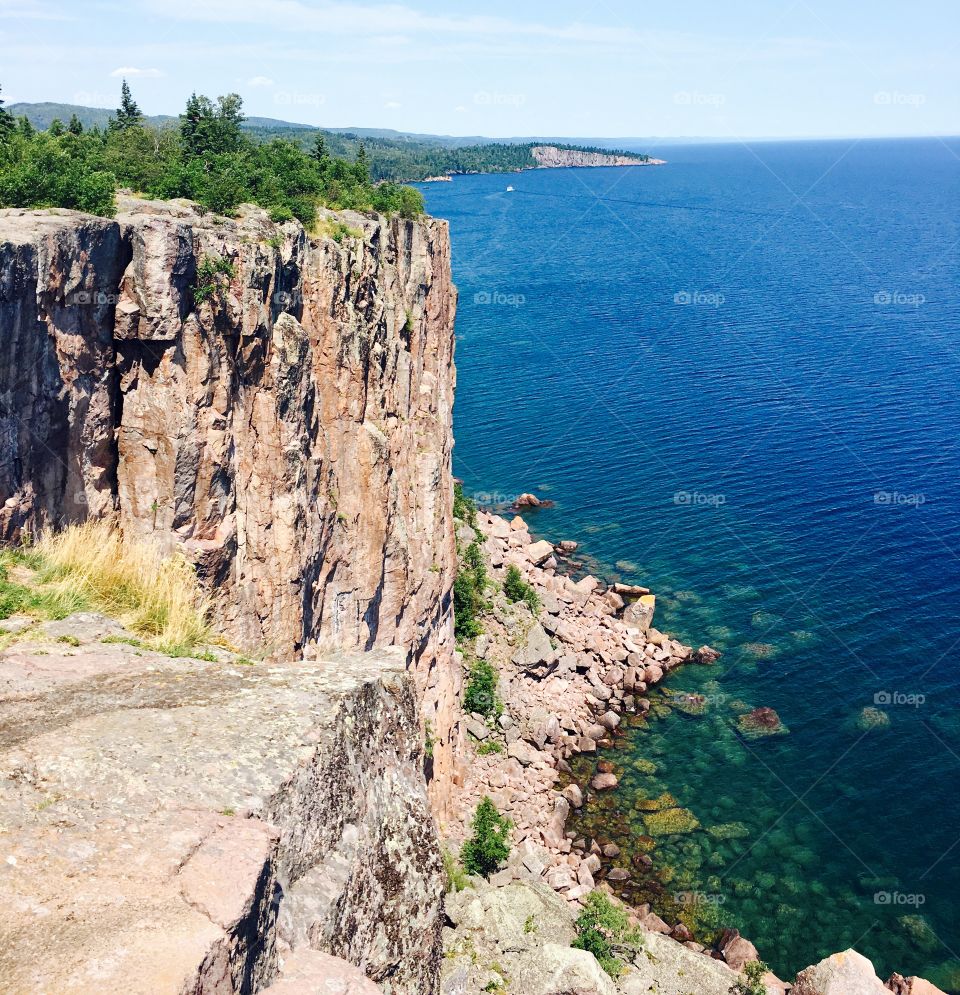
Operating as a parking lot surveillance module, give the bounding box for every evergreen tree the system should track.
[68,114,84,135]
[0,85,13,138]
[354,140,369,182]
[112,79,144,131]
[310,133,329,165]
[179,92,245,157]
[48,118,65,136]
[16,115,34,137]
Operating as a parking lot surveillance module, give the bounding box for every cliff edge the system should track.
[0,197,461,809]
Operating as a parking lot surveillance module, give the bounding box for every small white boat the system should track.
[506,185,515,192]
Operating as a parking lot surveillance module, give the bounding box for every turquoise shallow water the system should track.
[420,138,960,988]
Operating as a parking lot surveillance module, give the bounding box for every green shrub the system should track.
[460,797,511,878]
[192,254,236,305]
[464,658,502,719]
[454,540,488,642]
[442,846,470,893]
[731,961,770,995]
[572,891,644,979]
[453,482,477,528]
[503,564,541,613]
[477,740,504,755]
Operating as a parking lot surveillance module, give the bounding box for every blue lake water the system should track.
[419,137,960,988]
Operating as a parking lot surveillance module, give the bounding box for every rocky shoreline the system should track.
[441,508,946,995]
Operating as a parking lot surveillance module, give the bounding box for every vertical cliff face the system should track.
[0,198,460,808]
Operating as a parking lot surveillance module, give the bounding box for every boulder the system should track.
[465,717,490,741]
[510,943,617,995]
[590,773,618,791]
[793,950,890,995]
[886,975,948,995]
[622,594,656,632]
[718,929,760,971]
[512,622,556,671]
[618,930,738,995]
[527,540,556,566]
[515,493,542,508]
[562,784,584,808]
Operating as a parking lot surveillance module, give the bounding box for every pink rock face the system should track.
[263,949,382,994]
[0,199,460,813]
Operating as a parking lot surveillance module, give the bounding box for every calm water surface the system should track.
[420,138,960,988]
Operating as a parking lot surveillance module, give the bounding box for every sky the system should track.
[1,0,958,139]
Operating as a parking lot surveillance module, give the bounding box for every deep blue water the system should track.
[420,138,960,987]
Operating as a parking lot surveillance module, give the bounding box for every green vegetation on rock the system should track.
[503,564,541,613]
[572,891,643,979]
[461,797,511,878]
[731,960,771,995]
[464,658,503,719]
[454,542,488,642]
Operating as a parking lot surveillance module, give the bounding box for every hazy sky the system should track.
[2,0,957,138]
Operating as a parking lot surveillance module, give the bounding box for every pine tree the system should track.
[68,114,84,135]
[0,85,14,137]
[310,133,329,165]
[16,115,34,138]
[48,118,65,137]
[354,140,370,182]
[112,79,143,131]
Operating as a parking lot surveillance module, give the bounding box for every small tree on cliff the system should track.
[460,797,511,877]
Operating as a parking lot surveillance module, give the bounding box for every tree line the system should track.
[0,82,424,222]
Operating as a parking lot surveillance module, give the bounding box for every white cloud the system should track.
[248,75,275,87]
[110,66,164,78]
[138,1,843,64]
[384,100,401,109]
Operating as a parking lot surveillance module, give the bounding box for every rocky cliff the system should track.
[0,197,461,807]
[531,146,665,168]
[0,614,442,994]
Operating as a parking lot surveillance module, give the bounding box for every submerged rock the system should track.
[642,807,701,837]
[856,706,891,732]
[736,706,789,739]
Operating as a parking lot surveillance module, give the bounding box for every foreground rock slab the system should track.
[0,624,440,994]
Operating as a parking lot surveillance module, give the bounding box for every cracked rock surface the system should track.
[0,617,442,994]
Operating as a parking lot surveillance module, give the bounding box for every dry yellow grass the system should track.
[35,520,212,652]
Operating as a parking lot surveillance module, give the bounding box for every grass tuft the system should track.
[29,521,212,652]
